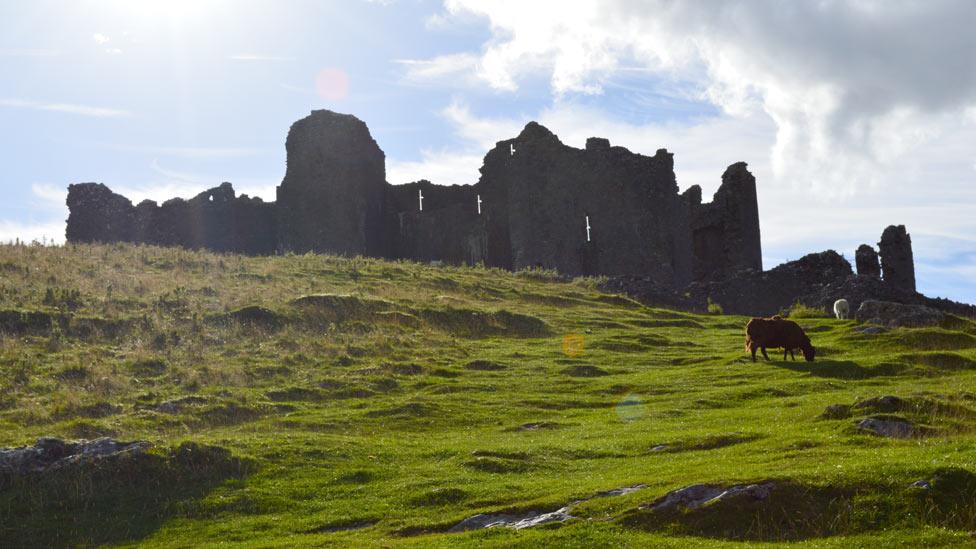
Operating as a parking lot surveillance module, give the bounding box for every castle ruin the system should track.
[66,110,762,288]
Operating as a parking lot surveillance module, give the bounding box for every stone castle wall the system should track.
[65,109,764,288]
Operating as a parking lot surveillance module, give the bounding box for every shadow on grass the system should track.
[0,443,253,548]
[775,359,908,380]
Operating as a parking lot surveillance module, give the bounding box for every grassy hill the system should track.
[2,242,976,547]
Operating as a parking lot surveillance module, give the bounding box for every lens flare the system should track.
[315,68,349,102]
[616,393,644,422]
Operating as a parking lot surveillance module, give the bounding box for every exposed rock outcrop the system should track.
[645,482,775,512]
[856,417,919,438]
[855,300,945,327]
[0,437,150,474]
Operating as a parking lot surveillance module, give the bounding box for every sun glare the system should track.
[99,0,224,24]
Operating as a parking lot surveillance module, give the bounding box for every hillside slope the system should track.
[2,243,976,547]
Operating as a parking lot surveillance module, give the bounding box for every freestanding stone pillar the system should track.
[878,225,916,292]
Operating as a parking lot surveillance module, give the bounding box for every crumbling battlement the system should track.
[66,182,275,254]
[65,109,763,287]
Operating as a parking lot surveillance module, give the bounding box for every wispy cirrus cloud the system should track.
[229,53,292,61]
[394,53,480,86]
[0,48,60,57]
[91,33,123,54]
[101,143,267,159]
[137,159,278,202]
[30,183,67,210]
[0,220,66,245]
[0,98,131,118]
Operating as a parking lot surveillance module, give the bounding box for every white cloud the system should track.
[0,48,60,57]
[112,159,279,203]
[92,33,111,44]
[31,183,68,209]
[229,54,292,61]
[387,150,484,186]
[0,220,65,245]
[0,98,130,118]
[427,0,976,197]
[386,99,524,184]
[394,53,481,86]
[101,144,265,159]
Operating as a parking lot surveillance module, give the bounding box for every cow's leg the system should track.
[750,342,758,362]
[761,346,770,361]
[790,349,796,361]
[783,348,789,361]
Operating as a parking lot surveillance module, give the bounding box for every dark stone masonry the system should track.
[66,109,760,285]
[879,225,916,292]
[855,244,882,278]
[66,109,970,316]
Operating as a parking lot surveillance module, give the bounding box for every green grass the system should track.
[787,301,832,319]
[1,242,976,547]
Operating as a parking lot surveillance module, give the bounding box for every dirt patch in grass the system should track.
[365,402,437,418]
[776,359,909,380]
[265,387,325,402]
[655,433,764,454]
[207,306,284,330]
[305,518,380,534]
[196,402,267,426]
[383,362,424,376]
[463,456,535,474]
[61,420,119,439]
[592,335,669,352]
[464,360,507,371]
[520,292,585,307]
[409,487,469,507]
[418,307,550,338]
[899,352,976,371]
[289,294,395,324]
[506,421,574,432]
[129,358,167,378]
[870,329,976,351]
[629,318,705,329]
[0,309,57,336]
[562,364,611,377]
[593,294,644,308]
[56,365,91,382]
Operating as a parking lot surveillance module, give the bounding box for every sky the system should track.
[1,0,975,303]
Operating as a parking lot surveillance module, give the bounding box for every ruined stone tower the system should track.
[878,224,916,292]
[275,110,386,255]
[687,162,763,280]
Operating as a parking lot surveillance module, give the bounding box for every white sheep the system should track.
[833,298,850,320]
